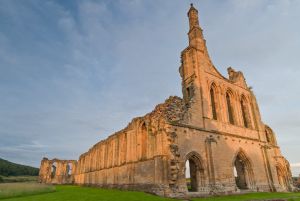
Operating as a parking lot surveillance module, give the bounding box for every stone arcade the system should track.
[39,4,294,197]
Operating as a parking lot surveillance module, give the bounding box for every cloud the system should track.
[291,163,300,168]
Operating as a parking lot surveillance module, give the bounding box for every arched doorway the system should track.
[233,150,255,190]
[185,152,205,192]
[234,155,248,189]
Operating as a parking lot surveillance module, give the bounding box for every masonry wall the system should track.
[39,158,77,184]
[169,125,293,195]
[71,117,175,196]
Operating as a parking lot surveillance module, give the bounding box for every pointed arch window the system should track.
[226,93,235,124]
[241,99,249,128]
[241,98,252,128]
[141,123,147,160]
[210,87,217,120]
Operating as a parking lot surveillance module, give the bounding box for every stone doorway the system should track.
[233,151,255,190]
[234,156,248,189]
[185,152,205,192]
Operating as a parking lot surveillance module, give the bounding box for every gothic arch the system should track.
[209,83,218,120]
[232,149,255,190]
[226,89,236,125]
[226,88,236,98]
[185,151,205,169]
[140,122,147,160]
[240,95,252,128]
[184,151,206,192]
[276,163,289,190]
[208,81,220,92]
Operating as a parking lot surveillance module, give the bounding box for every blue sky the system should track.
[0,0,299,176]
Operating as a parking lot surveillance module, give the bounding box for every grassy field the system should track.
[194,192,300,201]
[1,185,175,201]
[1,183,300,201]
[0,182,55,199]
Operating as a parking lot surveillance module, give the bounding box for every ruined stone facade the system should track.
[39,158,77,184]
[39,5,294,197]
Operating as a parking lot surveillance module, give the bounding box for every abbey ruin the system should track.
[39,4,294,197]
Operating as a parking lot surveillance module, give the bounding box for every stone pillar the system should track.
[261,145,276,191]
[205,135,217,192]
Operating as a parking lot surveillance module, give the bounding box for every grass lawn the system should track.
[0,182,55,199]
[1,184,300,201]
[192,192,300,201]
[1,185,175,201]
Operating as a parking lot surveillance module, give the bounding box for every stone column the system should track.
[261,145,276,191]
[205,135,217,192]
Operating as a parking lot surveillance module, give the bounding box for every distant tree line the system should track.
[0,158,39,176]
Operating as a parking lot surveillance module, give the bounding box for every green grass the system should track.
[1,185,175,201]
[0,182,55,199]
[1,183,300,201]
[192,192,300,201]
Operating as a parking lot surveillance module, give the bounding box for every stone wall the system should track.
[39,158,77,184]
[72,116,171,196]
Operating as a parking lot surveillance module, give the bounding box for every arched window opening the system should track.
[185,153,205,192]
[51,162,57,178]
[226,93,235,124]
[141,123,147,160]
[187,87,191,99]
[186,86,194,100]
[234,156,248,189]
[210,87,217,120]
[241,99,249,128]
[66,163,72,176]
[233,151,255,190]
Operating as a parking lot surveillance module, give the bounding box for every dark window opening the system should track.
[210,88,217,120]
[241,100,248,128]
[51,162,57,178]
[141,123,147,160]
[66,163,72,177]
[226,93,235,124]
